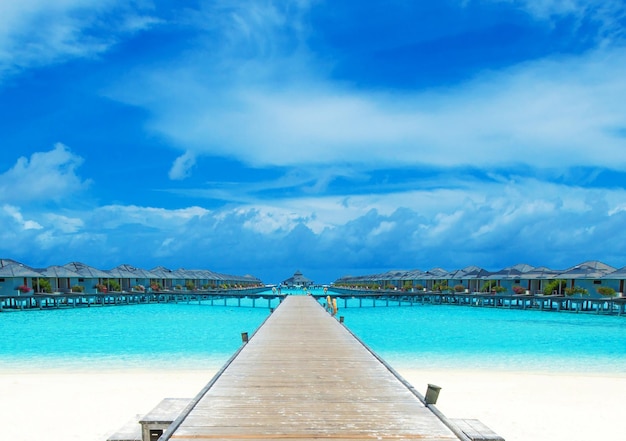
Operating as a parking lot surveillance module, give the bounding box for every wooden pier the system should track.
[0,287,279,311]
[324,288,626,316]
[155,295,479,441]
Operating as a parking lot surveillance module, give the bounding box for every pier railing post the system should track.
[425,384,442,405]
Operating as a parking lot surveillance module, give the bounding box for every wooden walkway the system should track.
[160,295,465,441]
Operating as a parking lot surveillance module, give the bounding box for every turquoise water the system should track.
[1,292,625,374]
[340,301,626,373]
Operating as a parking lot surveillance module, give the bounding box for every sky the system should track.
[1,0,626,285]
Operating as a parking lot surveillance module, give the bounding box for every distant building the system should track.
[281,270,314,288]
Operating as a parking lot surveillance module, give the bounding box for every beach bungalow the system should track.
[149,266,180,290]
[421,267,450,291]
[601,266,626,297]
[447,265,491,292]
[63,261,112,293]
[0,259,40,294]
[282,270,314,288]
[517,266,560,294]
[37,265,83,293]
[402,269,428,291]
[106,264,158,292]
[556,261,618,298]
[485,263,536,294]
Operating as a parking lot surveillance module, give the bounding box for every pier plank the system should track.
[164,295,462,441]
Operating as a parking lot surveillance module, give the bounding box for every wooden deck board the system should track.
[165,295,462,441]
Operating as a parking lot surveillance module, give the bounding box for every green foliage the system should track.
[103,279,121,292]
[481,281,506,293]
[414,284,424,291]
[597,286,616,297]
[38,279,53,293]
[480,280,497,292]
[403,281,413,290]
[543,279,566,295]
[71,285,84,293]
[564,286,588,296]
[453,284,466,292]
[433,281,452,292]
[185,281,196,291]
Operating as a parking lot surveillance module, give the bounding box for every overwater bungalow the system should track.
[601,266,626,295]
[0,259,40,294]
[484,263,536,293]
[556,261,617,296]
[333,260,626,300]
[63,261,112,293]
[149,266,183,290]
[0,258,263,307]
[106,264,159,292]
[36,265,83,293]
[281,270,314,288]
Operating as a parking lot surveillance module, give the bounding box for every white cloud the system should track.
[0,0,159,80]
[492,0,626,42]
[0,143,90,203]
[45,213,84,233]
[168,151,197,180]
[111,4,626,173]
[93,204,210,229]
[3,174,626,278]
[1,204,43,231]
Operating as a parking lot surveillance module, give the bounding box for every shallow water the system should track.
[1,291,625,374]
[339,300,626,373]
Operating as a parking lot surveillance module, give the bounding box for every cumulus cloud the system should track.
[0,143,90,203]
[3,173,626,280]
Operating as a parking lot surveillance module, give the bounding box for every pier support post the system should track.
[425,384,442,405]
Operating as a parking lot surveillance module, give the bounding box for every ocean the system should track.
[1,290,625,374]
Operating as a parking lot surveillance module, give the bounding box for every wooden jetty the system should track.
[325,288,626,316]
[142,295,498,441]
[0,287,280,311]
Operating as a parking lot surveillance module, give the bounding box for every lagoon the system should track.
[2,292,625,373]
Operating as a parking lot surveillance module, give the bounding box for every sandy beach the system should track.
[1,367,624,441]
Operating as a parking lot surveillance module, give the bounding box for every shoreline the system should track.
[1,366,624,441]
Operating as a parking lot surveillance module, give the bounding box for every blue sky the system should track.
[1,0,626,284]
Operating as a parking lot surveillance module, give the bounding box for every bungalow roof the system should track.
[557,260,616,279]
[63,262,110,278]
[39,265,82,278]
[448,265,491,279]
[485,263,536,279]
[518,266,560,279]
[422,268,449,279]
[0,261,41,277]
[150,266,183,279]
[282,270,313,285]
[602,266,626,278]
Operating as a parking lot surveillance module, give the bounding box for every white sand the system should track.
[1,367,624,441]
